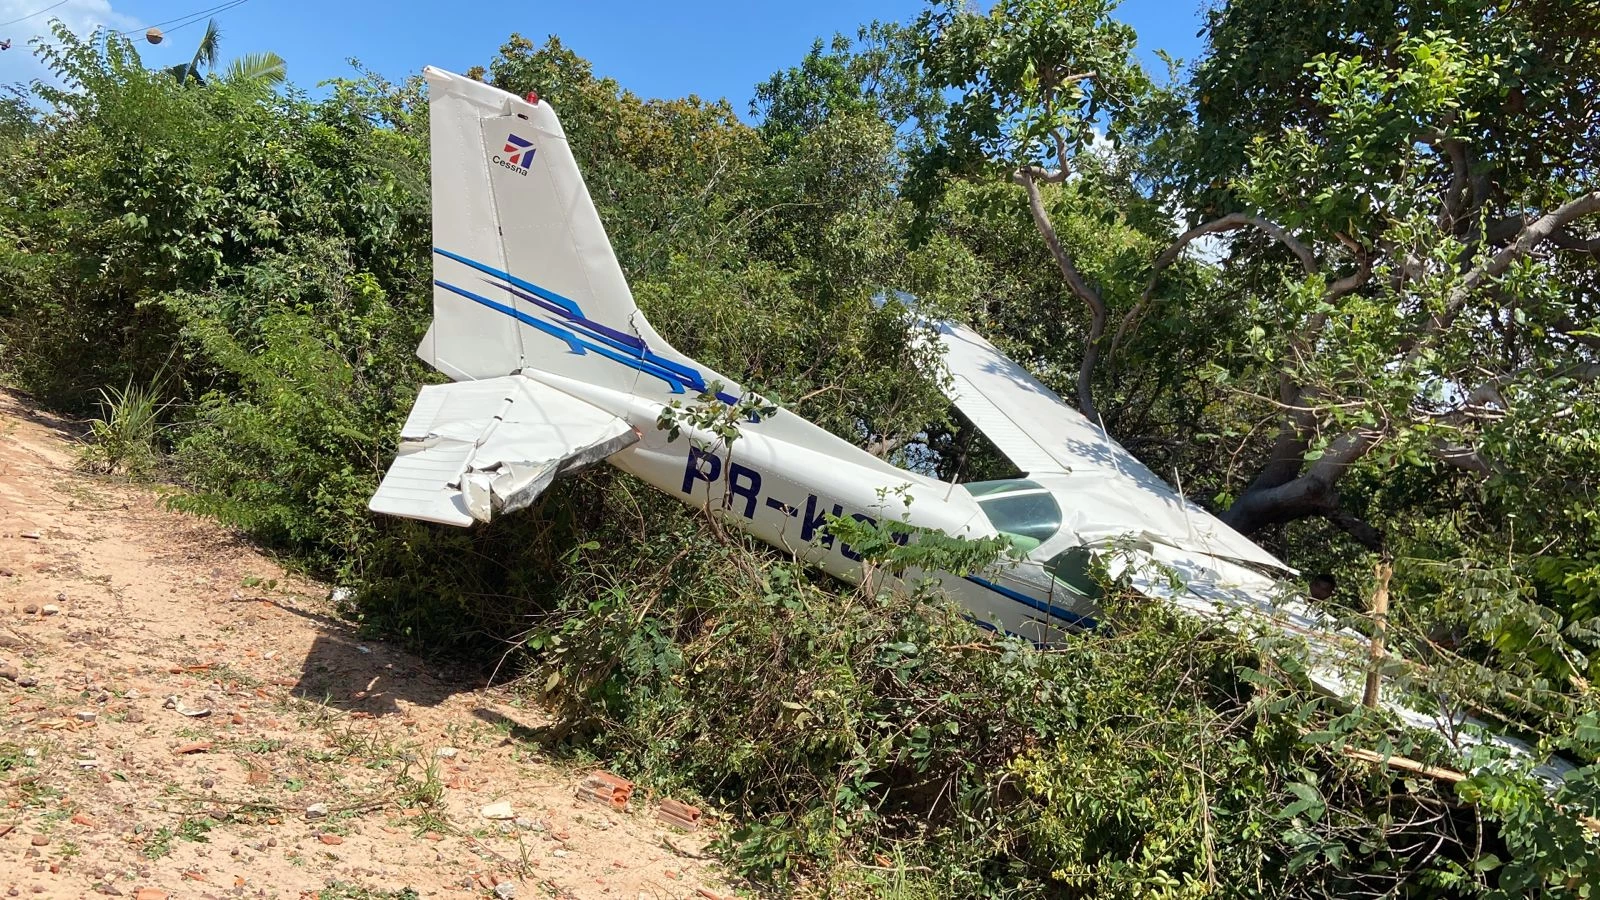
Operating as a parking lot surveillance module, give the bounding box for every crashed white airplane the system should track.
[371,67,1558,777]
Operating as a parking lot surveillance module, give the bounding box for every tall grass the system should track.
[80,377,169,476]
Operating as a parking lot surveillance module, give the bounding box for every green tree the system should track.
[1182,0,1600,550]
[907,0,1600,557]
[907,0,1152,426]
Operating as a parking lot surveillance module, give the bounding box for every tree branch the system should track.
[1221,432,1379,541]
[1433,191,1600,335]
[1550,228,1600,258]
[1242,424,1313,494]
[1428,441,1494,475]
[865,435,904,459]
[1432,134,1472,233]
[1458,362,1600,411]
[1048,128,1070,177]
[1555,317,1600,349]
[1293,243,1374,354]
[1111,212,1318,359]
[1305,432,1376,482]
[1421,364,1600,476]
[1329,507,1385,551]
[1326,243,1373,300]
[1013,166,1107,423]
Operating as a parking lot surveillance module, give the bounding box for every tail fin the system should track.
[421,67,727,401]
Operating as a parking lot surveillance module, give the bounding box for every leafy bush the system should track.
[523,506,1581,897]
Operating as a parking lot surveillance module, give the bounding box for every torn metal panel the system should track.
[369,374,636,526]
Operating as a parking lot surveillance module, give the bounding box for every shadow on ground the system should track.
[286,629,488,718]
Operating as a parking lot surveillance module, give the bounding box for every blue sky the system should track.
[2,0,1207,112]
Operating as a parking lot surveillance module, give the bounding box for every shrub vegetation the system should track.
[3,4,1598,894]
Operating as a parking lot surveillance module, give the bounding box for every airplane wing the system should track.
[369,375,637,526]
[931,317,1291,574]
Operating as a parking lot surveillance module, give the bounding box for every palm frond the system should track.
[225,51,286,87]
[188,18,222,77]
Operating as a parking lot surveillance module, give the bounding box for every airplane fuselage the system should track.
[525,371,1099,642]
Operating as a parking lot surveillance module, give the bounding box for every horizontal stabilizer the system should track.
[369,375,637,527]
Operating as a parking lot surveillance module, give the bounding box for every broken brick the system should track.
[656,798,702,831]
[173,741,212,755]
[575,770,632,810]
[318,833,344,845]
[70,813,98,828]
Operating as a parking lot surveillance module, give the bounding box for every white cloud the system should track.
[0,1,138,87]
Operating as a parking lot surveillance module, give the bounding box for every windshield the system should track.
[967,480,1063,546]
[965,478,1045,498]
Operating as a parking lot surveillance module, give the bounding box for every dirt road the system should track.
[0,390,730,899]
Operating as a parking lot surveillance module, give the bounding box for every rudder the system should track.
[422,67,714,400]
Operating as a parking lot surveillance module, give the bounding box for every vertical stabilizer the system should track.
[416,68,921,477]
[421,67,706,399]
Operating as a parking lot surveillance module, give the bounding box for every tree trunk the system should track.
[1219,432,1384,550]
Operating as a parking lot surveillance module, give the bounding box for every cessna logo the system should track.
[493,133,536,175]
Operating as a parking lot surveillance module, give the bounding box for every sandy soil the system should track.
[0,389,732,900]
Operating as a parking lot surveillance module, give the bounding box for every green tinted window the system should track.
[1044,546,1102,600]
[964,478,1046,498]
[975,490,1062,544]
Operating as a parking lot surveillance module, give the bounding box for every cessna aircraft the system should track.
[370,67,1558,776]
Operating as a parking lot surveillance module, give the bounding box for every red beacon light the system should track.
[526,91,540,106]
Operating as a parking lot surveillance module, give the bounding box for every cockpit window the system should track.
[964,478,1046,498]
[1044,545,1103,600]
[972,488,1062,545]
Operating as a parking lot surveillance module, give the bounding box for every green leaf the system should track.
[225,52,288,87]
